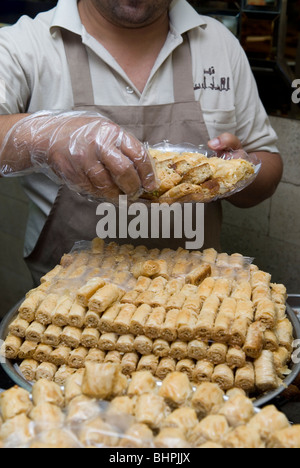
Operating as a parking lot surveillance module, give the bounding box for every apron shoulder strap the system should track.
[172,33,196,103]
[61,28,95,107]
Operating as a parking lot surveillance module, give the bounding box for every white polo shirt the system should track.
[0,0,278,256]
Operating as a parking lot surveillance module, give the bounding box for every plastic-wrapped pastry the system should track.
[243,321,264,359]
[213,298,236,343]
[1,335,22,359]
[79,417,119,448]
[98,304,121,333]
[223,425,263,448]
[82,362,126,400]
[8,316,30,338]
[42,325,63,347]
[35,362,58,382]
[234,362,255,392]
[191,382,224,416]
[177,309,197,342]
[195,295,220,340]
[255,299,276,329]
[137,354,159,375]
[25,321,46,343]
[106,395,135,419]
[29,402,65,432]
[135,393,168,429]
[158,371,192,407]
[187,340,208,361]
[189,415,229,446]
[254,350,279,392]
[127,370,157,396]
[35,294,59,326]
[129,304,152,335]
[218,394,254,427]
[88,284,124,314]
[18,290,46,322]
[162,407,198,435]
[192,360,214,383]
[76,277,106,307]
[153,339,170,357]
[64,369,84,404]
[0,413,33,448]
[170,341,188,360]
[161,309,179,342]
[19,359,39,381]
[247,405,289,443]
[207,343,228,365]
[32,379,64,407]
[134,335,153,355]
[156,357,176,380]
[154,427,190,448]
[66,394,101,426]
[148,276,168,293]
[119,423,154,448]
[267,426,300,448]
[0,386,33,421]
[211,364,234,391]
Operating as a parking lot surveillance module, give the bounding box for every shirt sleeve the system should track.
[0,21,32,115]
[229,32,279,154]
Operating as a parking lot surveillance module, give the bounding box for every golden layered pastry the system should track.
[0,239,293,401]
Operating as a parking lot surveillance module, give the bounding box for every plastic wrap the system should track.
[0,366,299,449]
[0,110,157,200]
[143,141,261,204]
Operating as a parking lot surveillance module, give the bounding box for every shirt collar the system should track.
[50,0,207,36]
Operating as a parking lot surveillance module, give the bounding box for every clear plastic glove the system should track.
[0,111,157,200]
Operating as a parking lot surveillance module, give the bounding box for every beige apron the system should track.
[25,29,222,284]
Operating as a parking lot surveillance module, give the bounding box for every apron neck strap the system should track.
[61,28,196,107]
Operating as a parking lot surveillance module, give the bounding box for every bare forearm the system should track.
[228,151,283,208]
[0,113,31,174]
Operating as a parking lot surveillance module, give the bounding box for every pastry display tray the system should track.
[1,299,300,405]
[287,295,300,316]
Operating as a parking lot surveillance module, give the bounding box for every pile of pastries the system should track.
[143,149,256,202]
[1,239,293,398]
[1,364,299,448]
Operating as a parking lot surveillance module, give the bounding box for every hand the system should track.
[0,111,157,200]
[208,132,243,156]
